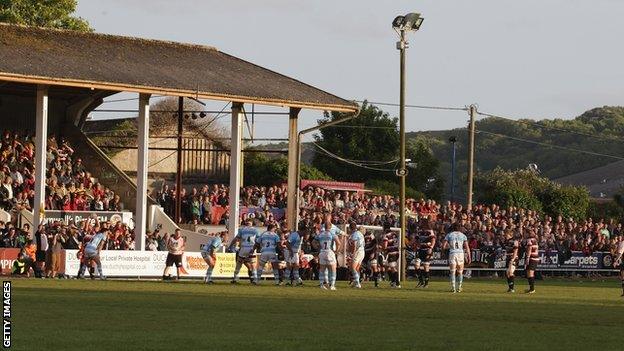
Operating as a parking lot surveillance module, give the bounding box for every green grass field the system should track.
[9,277,624,351]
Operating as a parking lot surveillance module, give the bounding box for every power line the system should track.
[476,129,624,161]
[355,100,468,112]
[476,110,624,143]
[311,142,397,172]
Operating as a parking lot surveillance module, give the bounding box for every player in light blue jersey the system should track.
[316,218,341,290]
[82,228,108,280]
[443,223,471,293]
[254,224,281,285]
[201,231,226,284]
[284,222,304,286]
[348,222,365,288]
[229,219,259,284]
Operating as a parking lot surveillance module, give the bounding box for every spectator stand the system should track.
[0,24,358,249]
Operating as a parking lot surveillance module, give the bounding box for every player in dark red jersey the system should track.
[414,221,436,288]
[504,230,520,293]
[364,231,381,287]
[382,230,401,288]
[524,230,539,294]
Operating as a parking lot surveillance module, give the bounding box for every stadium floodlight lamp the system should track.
[191,113,198,120]
[392,13,424,31]
[199,111,207,118]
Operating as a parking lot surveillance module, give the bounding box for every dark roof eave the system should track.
[0,73,358,113]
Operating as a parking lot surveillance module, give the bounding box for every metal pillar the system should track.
[135,93,151,250]
[467,105,476,210]
[287,107,301,231]
[33,85,49,234]
[175,97,183,223]
[228,103,244,239]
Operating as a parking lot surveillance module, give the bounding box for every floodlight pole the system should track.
[398,28,409,283]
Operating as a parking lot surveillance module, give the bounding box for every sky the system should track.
[76,0,624,142]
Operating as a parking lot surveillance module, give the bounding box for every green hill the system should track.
[408,106,624,200]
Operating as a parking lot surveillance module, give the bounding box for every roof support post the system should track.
[228,102,244,239]
[287,107,301,231]
[32,84,49,235]
[135,93,150,250]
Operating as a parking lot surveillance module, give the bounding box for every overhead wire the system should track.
[476,110,624,143]
[475,129,624,161]
[310,142,397,172]
[355,100,468,112]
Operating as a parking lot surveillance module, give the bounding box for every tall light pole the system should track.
[393,12,424,283]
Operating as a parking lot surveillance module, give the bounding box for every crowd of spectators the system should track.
[157,181,621,258]
[5,216,138,277]
[0,130,124,217]
[155,183,288,225]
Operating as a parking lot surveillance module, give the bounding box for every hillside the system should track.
[410,106,624,199]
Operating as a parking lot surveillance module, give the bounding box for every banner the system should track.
[44,210,133,227]
[0,249,21,275]
[426,249,616,271]
[63,250,270,278]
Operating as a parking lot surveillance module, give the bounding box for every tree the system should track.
[406,137,444,200]
[244,153,331,186]
[0,0,92,32]
[475,167,590,219]
[312,101,399,182]
[312,101,444,200]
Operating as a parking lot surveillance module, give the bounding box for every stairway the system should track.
[61,123,157,213]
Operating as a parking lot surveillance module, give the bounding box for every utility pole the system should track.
[175,96,183,223]
[449,136,457,203]
[466,105,476,210]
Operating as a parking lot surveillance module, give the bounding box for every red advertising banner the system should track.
[0,249,21,275]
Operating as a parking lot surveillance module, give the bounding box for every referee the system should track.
[163,229,185,280]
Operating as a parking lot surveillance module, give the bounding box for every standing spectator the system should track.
[34,225,48,278]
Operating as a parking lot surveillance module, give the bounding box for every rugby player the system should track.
[201,231,225,284]
[229,219,259,284]
[82,226,108,280]
[613,235,624,297]
[347,222,365,289]
[504,230,520,293]
[162,229,185,280]
[443,223,470,293]
[524,229,539,294]
[254,224,281,285]
[284,223,304,286]
[316,220,341,290]
[383,229,401,288]
[415,221,436,288]
[364,230,381,287]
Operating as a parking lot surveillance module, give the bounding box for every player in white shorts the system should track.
[348,222,365,288]
[254,224,281,285]
[316,219,341,290]
[200,232,225,284]
[284,223,304,286]
[443,223,471,293]
[229,219,259,284]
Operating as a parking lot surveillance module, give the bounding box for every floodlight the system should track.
[392,13,423,31]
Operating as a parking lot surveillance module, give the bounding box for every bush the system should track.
[475,167,589,218]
